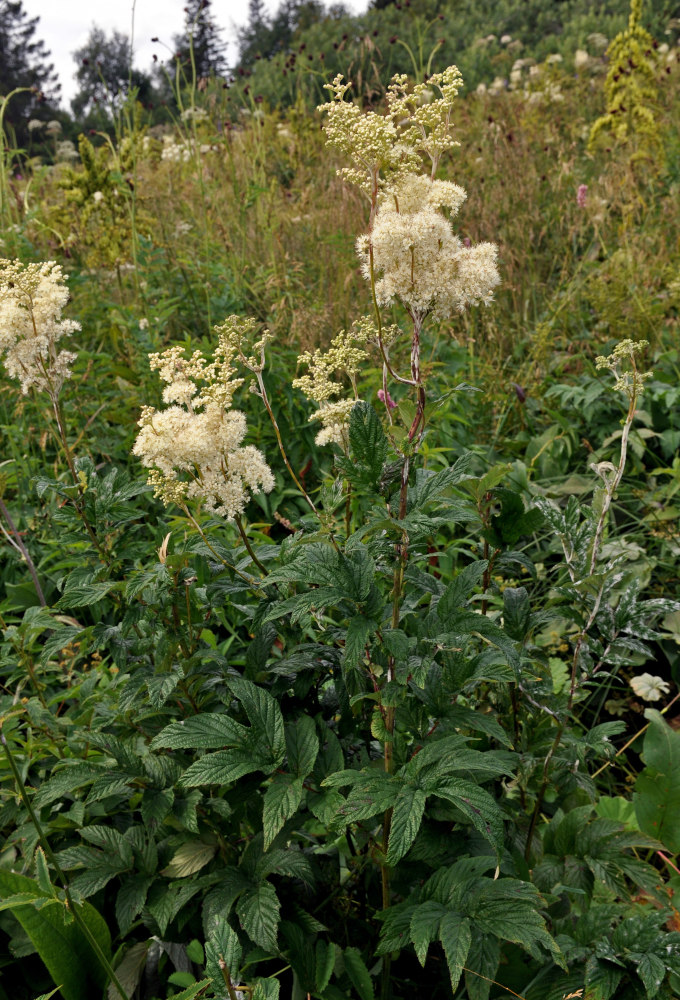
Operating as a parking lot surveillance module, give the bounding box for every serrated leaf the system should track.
[285,715,318,777]
[205,916,242,985]
[115,876,153,935]
[179,750,264,787]
[440,913,472,992]
[167,980,213,1000]
[503,587,531,641]
[161,840,216,878]
[636,953,666,997]
[55,581,114,609]
[252,981,280,1000]
[228,678,285,765]
[409,900,446,966]
[34,849,56,899]
[348,401,388,487]
[465,934,501,1000]
[33,764,103,806]
[438,561,488,621]
[315,939,335,992]
[433,780,504,853]
[343,946,375,1000]
[150,713,248,751]
[386,785,426,866]
[344,615,373,670]
[262,775,304,850]
[141,788,174,831]
[237,882,280,951]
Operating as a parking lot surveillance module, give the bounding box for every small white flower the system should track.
[92,190,104,204]
[500,34,512,45]
[630,673,671,702]
[574,49,590,70]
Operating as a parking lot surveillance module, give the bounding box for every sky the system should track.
[22,0,365,108]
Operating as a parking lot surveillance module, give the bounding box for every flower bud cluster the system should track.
[133,335,274,520]
[595,339,653,399]
[318,66,465,193]
[0,259,79,398]
[293,326,370,448]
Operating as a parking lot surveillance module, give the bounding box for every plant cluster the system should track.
[0,11,680,1000]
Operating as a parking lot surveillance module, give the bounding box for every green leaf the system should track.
[167,979,213,1000]
[636,953,666,997]
[433,780,504,852]
[33,763,103,806]
[108,942,149,1000]
[465,934,501,1000]
[237,882,280,951]
[160,840,216,878]
[55,581,114,609]
[411,453,475,509]
[409,900,446,966]
[315,939,335,992]
[344,616,373,670]
[179,750,264,787]
[439,913,472,992]
[343,946,375,1000]
[285,715,319,777]
[262,774,304,849]
[34,849,56,899]
[634,710,680,852]
[150,713,248,750]
[115,876,153,935]
[438,561,488,621]
[204,916,242,984]
[228,678,286,766]
[348,401,388,487]
[141,788,175,831]
[0,870,111,1000]
[386,785,426,866]
[252,981,280,1000]
[503,587,531,641]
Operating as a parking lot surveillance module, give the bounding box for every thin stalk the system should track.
[234,515,267,575]
[255,371,318,514]
[1,731,130,1000]
[0,497,46,605]
[51,397,110,564]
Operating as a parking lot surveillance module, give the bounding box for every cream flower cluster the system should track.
[293,327,370,448]
[0,259,79,397]
[357,173,500,321]
[133,335,274,520]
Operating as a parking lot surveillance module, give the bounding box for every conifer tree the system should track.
[0,0,60,147]
[173,0,228,80]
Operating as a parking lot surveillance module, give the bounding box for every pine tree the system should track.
[173,0,228,81]
[0,0,60,147]
[71,26,154,123]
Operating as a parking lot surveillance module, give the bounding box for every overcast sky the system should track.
[23,0,366,107]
